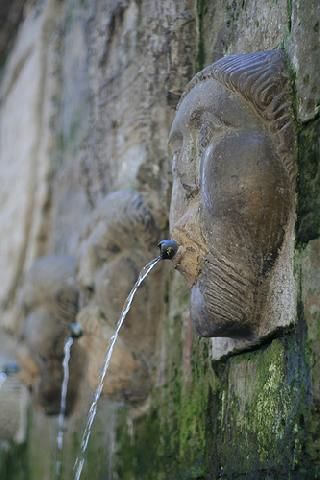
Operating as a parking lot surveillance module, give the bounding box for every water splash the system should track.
[73,256,161,480]
[55,336,74,479]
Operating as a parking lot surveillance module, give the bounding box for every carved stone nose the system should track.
[69,322,83,339]
[158,240,179,260]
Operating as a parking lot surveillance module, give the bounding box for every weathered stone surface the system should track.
[0,0,319,479]
[0,0,63,333]
[289,0,320,122]
[217,337,305,477]
[200,0,289,66]
[302,239,320,403]
[48,1,92,254]
[296,119,320,242]
[0,9,44,311]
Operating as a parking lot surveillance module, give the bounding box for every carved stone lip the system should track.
[190,279,256,338]
[171,245,185,269]
[171,245,203,288]
[170,226,208,287]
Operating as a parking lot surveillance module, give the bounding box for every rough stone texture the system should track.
[302,240,320,403]
[199,0,289,67]
[0,0,319,479]
[289,0,320,122]
[0,0,63,333]
[296,119,320,242]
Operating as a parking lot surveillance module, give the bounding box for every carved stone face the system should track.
[22,256,82,414]
[77,190,163,402]
[169,54,294,340]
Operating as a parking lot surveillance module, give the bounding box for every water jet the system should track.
[56,323,83,479]
[73,243,178,480]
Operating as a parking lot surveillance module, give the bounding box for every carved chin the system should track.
[190,257,256,338]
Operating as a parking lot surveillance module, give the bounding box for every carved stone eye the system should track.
[199,122,218,152]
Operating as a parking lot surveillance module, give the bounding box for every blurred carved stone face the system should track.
[22,256,80,414]
[78,192,157,332]
[169,79,290,337]
[77,191,161,402]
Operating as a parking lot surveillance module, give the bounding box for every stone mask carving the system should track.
[77,190,164,403]
[169,50,296,354]
[22,256,82,414]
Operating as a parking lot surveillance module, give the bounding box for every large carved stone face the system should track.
[169,61,293,339]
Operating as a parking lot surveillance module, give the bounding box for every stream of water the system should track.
[55,336,74,479]
[73,256,161,480]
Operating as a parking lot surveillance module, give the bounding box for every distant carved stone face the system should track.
[169,50,295,339]
[77,190,162,402]
[22,256,81,414]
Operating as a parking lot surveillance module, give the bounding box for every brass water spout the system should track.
[69,322,83,339]
[158,240,178,260]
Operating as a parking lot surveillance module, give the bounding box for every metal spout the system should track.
[158,239,179,260]
[69,322,83,339]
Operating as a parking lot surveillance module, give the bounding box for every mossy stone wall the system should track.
[0,0,319,479]
[113,1,320,479]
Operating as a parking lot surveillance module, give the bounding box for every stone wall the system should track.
[0,0,319,479]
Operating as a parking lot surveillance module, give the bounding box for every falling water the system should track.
[55,336,74,479]
[73,256,161,480]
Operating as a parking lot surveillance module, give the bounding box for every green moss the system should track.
[250,343,291,461]
[115,345,216,479]
[0,442,29,480]
[216,338,307,477]
[114,275,219,479]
